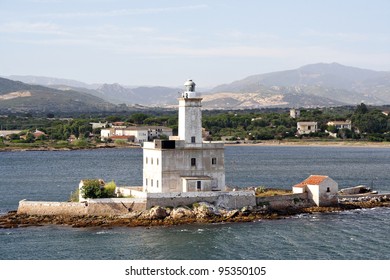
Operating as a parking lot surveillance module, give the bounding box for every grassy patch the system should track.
[255,188,292,197]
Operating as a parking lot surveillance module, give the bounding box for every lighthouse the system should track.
[178,80,203,145]
[142,80,225,193]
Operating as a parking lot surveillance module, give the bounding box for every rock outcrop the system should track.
[1,199,390,229]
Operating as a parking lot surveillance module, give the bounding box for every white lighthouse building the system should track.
[142,80,225,193]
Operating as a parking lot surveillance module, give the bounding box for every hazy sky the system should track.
[1,0,389,87]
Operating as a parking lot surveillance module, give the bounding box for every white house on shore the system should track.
[292,175,338,206]
[142,80,225,193]
[297,121,318,135]
[327,120,352,130]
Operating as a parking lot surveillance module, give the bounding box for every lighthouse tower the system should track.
[178,80,202,145]
[142,79,225,193]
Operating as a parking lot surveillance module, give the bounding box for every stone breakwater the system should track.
[1,200,390,229]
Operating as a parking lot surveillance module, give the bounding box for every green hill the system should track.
[0,77,115,114]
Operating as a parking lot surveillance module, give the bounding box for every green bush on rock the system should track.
[80,179,117,199]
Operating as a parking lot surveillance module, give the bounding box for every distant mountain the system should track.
[202,85,344,109]
[208,63,390,108]
[4,63,390,110]
[4,75,96,89]
[0,77,115,114]
[94,83,181,105]
[95,83,135,104]
[4,75,183,107]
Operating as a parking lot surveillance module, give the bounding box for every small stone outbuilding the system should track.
[292,175,338,206]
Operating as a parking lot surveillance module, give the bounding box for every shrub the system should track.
[80,179,117,199]
[56,140,69,146]
[255,186,266,195]
[73,138,89,147]
[81,180,104,199]
[114,139,127,146]
[69,188,79,202]
[104,181,117,197]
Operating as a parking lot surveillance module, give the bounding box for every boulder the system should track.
[224,209,240,219]
[147,206,168,220]
[193,202,221,219]
[170,207,195,219]
[240,206,253,216]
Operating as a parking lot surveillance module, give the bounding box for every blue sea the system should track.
[1,145,390,260]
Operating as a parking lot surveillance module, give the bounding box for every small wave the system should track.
[95,231,112,235]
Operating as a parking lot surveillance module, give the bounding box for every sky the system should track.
[0,0,389,87]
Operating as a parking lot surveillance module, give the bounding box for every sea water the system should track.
[1,146,390,259]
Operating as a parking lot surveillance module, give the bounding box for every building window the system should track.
[145,157,148,164]
[212,158,217,165]
[151,158,153,164]
[191,158,196,166]
[145,178,148,186]
[197,181,201,191]
[157,158,159,165]
[191,136,195,143]
[157,180,159,188]
[151,179,153,187]
[326,187,330,193]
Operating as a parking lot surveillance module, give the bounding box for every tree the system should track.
[353,108,388,134]
[355,103,368,115]
[338,128,353,139]
[106,115,123,122]
[24,133,35,143]
[327,125,338,133]
[128,113,149,124]
[8,133,20,140]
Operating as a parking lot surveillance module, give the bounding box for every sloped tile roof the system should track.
[293,175,329,188]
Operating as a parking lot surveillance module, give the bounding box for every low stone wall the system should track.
[339,185,370,195]
[256,193,315,210]
[86,198,147,215]
[339,193,390,202]
[145,190,256,209]
[16,191,255,217]
[18,200,88,216]
[116,186,145,198]
[17,198,147,217]
[19,191,321,217]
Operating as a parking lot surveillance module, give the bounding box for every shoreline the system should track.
[0,143,140,152]
[224,140,390,149]
[2,140,390,152]
[1,201,389,229]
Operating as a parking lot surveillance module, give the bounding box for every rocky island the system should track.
[1,188,389,229]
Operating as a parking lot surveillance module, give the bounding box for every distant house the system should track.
[19,129,47,140]
[327,120,351,130]
[101,126,173,143]
[297,122,317,135]
[90,121,108,130]
[111,122,126,128]
[292,175,338,206]
[0,130,22,138]
[33,129,46,139]
[110,135,135,142]
[290,108,300,119]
